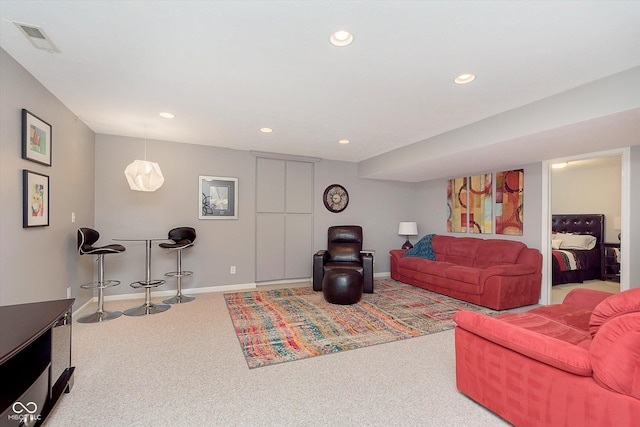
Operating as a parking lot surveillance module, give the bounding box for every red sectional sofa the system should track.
[389,235,542,310]
[453,288,640,427]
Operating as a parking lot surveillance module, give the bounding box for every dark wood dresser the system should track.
[0,299,75,426]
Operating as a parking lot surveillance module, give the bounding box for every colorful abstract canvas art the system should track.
[495,169,524,235]
[468,173,492,234]
[447,177,467,233]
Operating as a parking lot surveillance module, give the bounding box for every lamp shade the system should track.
[124,160,165,192]
[398,221,418,236]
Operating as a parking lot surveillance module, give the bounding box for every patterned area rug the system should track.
[225,278,501,369]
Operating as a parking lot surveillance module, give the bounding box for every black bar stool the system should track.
[77,227,126,323]
[160,227,196,304]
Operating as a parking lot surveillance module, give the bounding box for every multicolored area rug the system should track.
[224,278,501,369]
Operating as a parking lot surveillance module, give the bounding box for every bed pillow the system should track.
[551,239,563,250]
[559,234,597,250]
[403,234,436,260]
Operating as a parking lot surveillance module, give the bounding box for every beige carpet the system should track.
[225,279,501,369]
[550,279,619,304]
[46,282,509,426]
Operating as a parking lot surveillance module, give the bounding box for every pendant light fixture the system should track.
[124,125,164,191]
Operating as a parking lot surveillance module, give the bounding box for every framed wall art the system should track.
[468,173,492,234]
[22,109,52,166]
[495,169,524,235]
[199,176,238,219]
[23,169,50,228]
[447,177,467,233]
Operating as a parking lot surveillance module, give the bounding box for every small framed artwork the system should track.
[22,109,52,166]
[23,169,50,228]
[199,176,238,219]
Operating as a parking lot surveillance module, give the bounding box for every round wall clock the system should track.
[323,184,349,213]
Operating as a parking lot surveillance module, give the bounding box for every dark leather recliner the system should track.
[313,225,374,293]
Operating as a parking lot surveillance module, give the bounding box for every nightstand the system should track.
[601,243,620,282]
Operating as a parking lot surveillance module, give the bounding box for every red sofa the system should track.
[389,235,542,310]
[454,288,640,427]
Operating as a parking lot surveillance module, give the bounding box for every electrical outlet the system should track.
[66,287,72,298]
[230,266,236,274]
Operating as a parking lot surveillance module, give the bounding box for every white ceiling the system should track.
[1,1,639,181]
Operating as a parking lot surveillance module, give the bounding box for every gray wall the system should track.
[95,135,257,296]
[313,159,418,269]
[2,47,638,309]
[0,49,96,306]
[414,162,543,250]
[94,135,417,298]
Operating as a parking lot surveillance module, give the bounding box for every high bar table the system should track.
[114,237,170,316]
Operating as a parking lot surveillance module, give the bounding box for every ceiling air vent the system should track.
[13,22,60,53]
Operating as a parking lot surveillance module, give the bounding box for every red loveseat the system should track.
[389,235,542,310]
[454,288,640,427]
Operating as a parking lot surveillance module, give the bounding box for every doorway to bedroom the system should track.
[549,155,622,304]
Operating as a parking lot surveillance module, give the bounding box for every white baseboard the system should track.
[75,274,389,317]
[256,277,311,286]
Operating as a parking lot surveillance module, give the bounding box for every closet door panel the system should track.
[285,214,312,279]
[286,161,313,213]
[256,214,285,282]
[256,158,285,213]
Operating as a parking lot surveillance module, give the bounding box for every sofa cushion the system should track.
[444,265,482,285]
[453,310,592,376]
[431,235,455,258]
[402,234,435,260]
[397,256,424,271]
[473,239,525,269]
[526,304,592,332]
[590,312,640,399]
[442,238,481,266]
[589,288,640,337]
[498,312,593,349]
[416,260,455,276]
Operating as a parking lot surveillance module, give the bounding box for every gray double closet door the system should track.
[255,158,313,282]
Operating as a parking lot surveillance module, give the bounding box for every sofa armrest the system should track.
[562,288,613,311]
[453,310,592,376]
[479,264,536,282]
[389,249,407,260]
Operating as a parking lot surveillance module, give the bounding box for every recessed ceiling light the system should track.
[454,73,476,85]
[339,139,350,144]
[159,112,175,119]
[330,30,354,47]
[260,127,273,133]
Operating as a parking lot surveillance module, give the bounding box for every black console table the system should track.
[0,299,75,427]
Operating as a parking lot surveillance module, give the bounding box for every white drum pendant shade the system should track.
[124,160,165,191]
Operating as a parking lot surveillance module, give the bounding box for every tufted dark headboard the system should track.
[551,214,605,245]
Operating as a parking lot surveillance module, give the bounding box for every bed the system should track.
[551,214,604,286]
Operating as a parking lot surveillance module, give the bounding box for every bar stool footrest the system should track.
[130,279,166,289]
[80,280,121,290]
[164,270,193,277]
